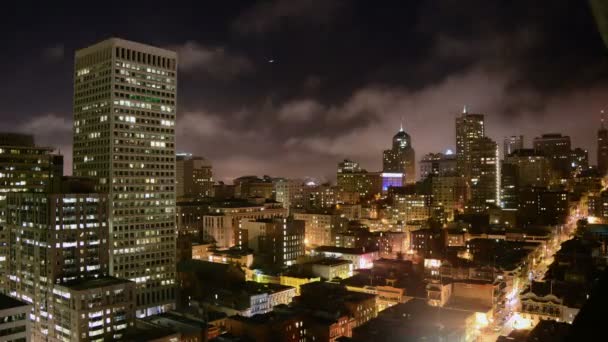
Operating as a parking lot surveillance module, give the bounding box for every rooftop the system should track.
[314,246,377,255]
[59,276,133,291]
[0,293,29,311]
[309,258,352,266]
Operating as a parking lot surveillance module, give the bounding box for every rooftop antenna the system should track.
[463,105,468,114]
[602,110,606,129]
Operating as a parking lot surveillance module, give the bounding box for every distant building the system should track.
[468,136,500,212]
[419,152,457,179]
[202,200,287,247]
[504,135,524,156]
[337,160,382,199]
[234,175,274,200]
[307,258,353,280]
[239,218,305,267]
[533,133,572,179]
[311,246,378,269]
[519,281,586,324]
[430,174,467,216]
[383,125,416,184]
[456,110,485,180]
[273,178,303,211]
[0,293,31,342]
[176,153,213,199]
[293,209,347,247]
[598,114,608,175]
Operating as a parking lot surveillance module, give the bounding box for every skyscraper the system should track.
[176,153,213,199]
[455,110,484,179]
[504,135,524,157]
[468,137,500,211]
[533,133,571,179]
[0,133,62,291]
[598,112,608,176]
[383,124,416,184]
[72,38,178,316]
[7,177,134,340]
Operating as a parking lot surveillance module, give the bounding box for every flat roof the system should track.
[310,258,352,266]
[314,246,377,255]
[59,276,133,291]
[0,293,29,311]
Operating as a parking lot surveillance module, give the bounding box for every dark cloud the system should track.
[171,41,253,80]
[42,44,64,61]
[233,0,343,35]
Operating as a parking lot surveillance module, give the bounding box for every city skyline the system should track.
[0,1,607,182]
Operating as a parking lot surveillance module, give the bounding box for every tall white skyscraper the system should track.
[72,38,178,316]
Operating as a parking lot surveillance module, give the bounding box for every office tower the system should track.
[599,113,608,175]
[419,151,457,179]
[239,217,305,267]
[337,159,382,199]
[7,177,134,340]
[504,149,552,187]
[176,153,213,199]
[456,110,485,179]
[383,124,416,184]
[570,147,589,174]
[533,133,572,179]
[468,137,500,211]
[504,135,524,156]
[72,38,178,316]
[430,174,467,216]
[233,175,274,199]
[202,200,287,248]
[293,210,347,247]
[273,178,303,211]
[0,133,62,291]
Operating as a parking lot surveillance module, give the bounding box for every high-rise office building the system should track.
[383,124,416,184]
[419,152,457,179]
[504,135,524,157]
[337,159,382,199]
[599,113,608,176]
[0,133,62,291]
[468,137,500,211]
[72,38,178,316]
[533,133,572,179]
[7,177,134,340]
[456,110,484,179]
[176,153,213,199]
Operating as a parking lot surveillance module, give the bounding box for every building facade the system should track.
[0,294,31,342]
[468,137,500,211]
[72,38,178,316]
[0,134,62,290]
[176,153,213,199]
[456,111,485,180]
[598,116,608,176]
[419,152,457,179]
[239,218,305,267]
[383,126,416,184]
[504,135,524,156]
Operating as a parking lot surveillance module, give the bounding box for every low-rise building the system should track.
[519,281,587,324]
[308,258,353,280]
[311,246,378,269]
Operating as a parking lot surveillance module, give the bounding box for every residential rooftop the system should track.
[59,276,133,291]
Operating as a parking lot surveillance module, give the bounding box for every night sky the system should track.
[1,1,607,182]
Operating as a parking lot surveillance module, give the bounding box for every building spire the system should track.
[463,105,468,114]
[602,110,606,129]
[400,116,404,132]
